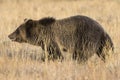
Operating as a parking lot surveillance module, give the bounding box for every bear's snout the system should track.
[8,33,16,41]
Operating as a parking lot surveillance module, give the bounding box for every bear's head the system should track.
[8,19,38,44]
[8,18,55,46]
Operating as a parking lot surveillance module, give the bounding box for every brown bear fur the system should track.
[8,15,114,62]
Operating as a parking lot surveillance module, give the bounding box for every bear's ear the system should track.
[24,18,28,22]
[39,17,55,26]
[26,19,33,27]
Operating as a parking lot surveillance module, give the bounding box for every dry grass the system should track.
[0,0,120,80]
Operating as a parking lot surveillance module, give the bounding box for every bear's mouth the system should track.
[10,38,16,41]
[15,38,24,43]
[10,37,23,43]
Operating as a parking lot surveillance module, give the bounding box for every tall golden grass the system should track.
[0,0,120,80]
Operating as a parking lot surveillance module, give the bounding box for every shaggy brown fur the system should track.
[8,15,114,62]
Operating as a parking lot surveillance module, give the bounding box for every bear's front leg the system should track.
[47,41,64,61]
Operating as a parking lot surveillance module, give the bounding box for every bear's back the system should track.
[52,15,105,48]
[53,15,104,34]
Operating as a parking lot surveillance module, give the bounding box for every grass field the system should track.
[0,0,120,80]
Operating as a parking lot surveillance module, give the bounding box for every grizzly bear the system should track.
[8,15,114,62]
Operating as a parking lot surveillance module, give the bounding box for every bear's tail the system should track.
[96,33,114,62]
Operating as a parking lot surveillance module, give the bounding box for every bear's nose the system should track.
[8,34,13,39]
[8,34,16,41]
